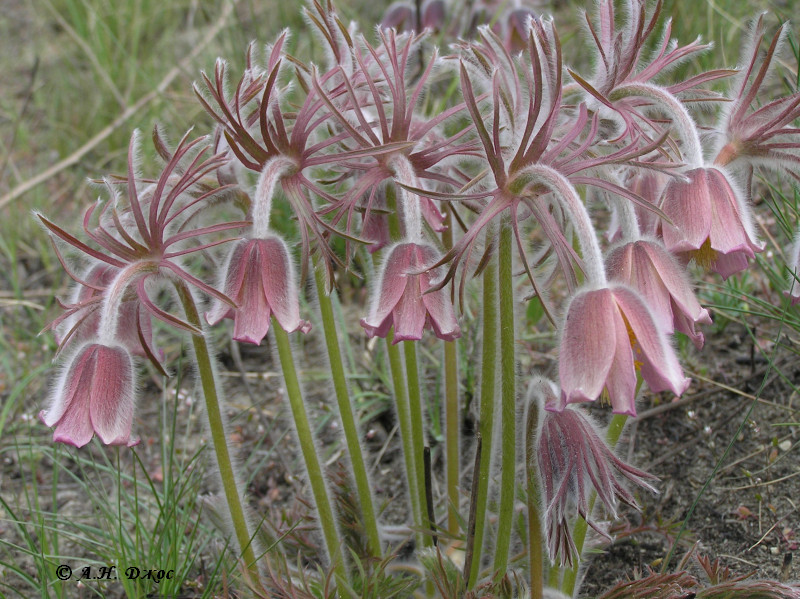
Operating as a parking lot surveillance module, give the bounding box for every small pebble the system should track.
[779,440,792,452]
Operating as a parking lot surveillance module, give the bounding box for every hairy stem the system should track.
[526,400,543,599]
[272,322,349,585]
[493,222,517,575]
[385,333,422,544]
[174,282,258,577]
[314,265,381,557]
[442,207,460,536]
[404,340,434,548]
[467,239,499,589]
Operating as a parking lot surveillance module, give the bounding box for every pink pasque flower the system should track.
[556,285,690,415]
[659,167,764,279]
[206,236,311,345]
[360,242,460,343]
[606,239,712,349]
[40,343,138,447]
[530,379,657,566]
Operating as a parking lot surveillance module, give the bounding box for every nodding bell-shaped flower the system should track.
[206,236,311,345]
[360,242,460,343]
[530,378,657,567]
[556,285,690,416]
[40,343,138,447]
[659,167,764,279]
[606,239,712,350]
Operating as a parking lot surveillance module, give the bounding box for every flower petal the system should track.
[361,243,413,333]
[259,237,309,334]
[89,345,135,445]
[604,305,638,416]
[232,243,272,344]
[660,168,712,252]
[206,239,249,326]
[705,168,757,255]
[559,288,617,404]
[392,275,428,342]
[612,286,690,397]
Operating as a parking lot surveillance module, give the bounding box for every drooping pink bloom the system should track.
[556,285,690,415]
[531,378,657,566]
[206,236,311,345]
[40,343,138,447]
[380,0,445,33]
[606,239,712,349]
[360,242,460,343]
[659,167,764,279]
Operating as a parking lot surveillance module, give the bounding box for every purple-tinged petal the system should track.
[89,346,136,445]
[392,276,428,342]
[639,240,712,348]
[612,286,690,397]
[660,168,712,253]
[421,0,445,31]
[206,239,249,326]
[361,243,413,334]
[705,168,757,255]
[43,343,136,448]
[232,250,272,345]
[711,250,751,280]
[559,288,617,404]
[602,305,637,416]
[259,237,310,334]
[608,241,674,336]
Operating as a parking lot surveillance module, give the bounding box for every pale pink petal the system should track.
[639,240,711,331]
[603,305,638,416]
[673,302,710,350]
[259,237,309,334]
[626,242,674,334]
[42,344,96,427]
[660,168,712,252]
[712,250,750,279]
[417,249,460,341]
[361,243,413,333]
[559,289,617,404]
[52,399,94,447]
[705,169,756,255]
[89,346,135,445]
[206,240,249,326]
[612,286,690,397]
[392,275,428,342]
[46,345,98,447]
[232,252,272,344]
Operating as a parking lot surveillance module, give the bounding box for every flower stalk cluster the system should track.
[37,0,800,596]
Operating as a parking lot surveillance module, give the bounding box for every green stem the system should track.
[442,207,460,536]
[526,401,544,599]
[386,332,422,544]
[272,321,349,585]
[404,340,433,548]
[444,338,459,535]
[562,414,628,596]
[174,282,258,577]
[493,222,516,575]
[467,241,499,589]
[314,266,382,557]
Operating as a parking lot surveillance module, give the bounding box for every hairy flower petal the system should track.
[42,343,137,448]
